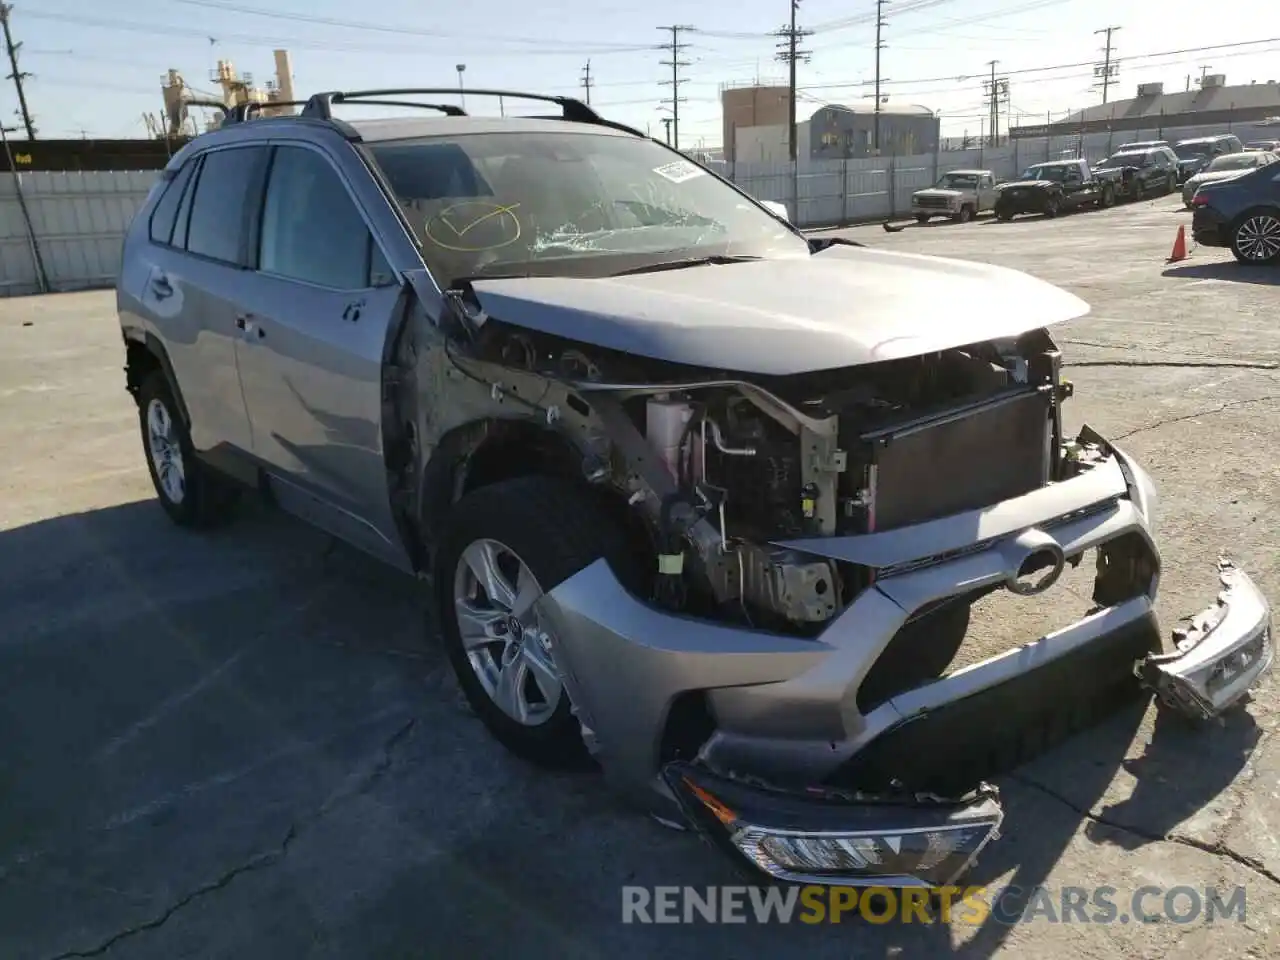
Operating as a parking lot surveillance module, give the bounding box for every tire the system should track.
[995,207,1014,222]
[1098,185,1115,208]
[137,370,238,527]
[1165,174,1177,195]
[434,476,635,769]
[954,205,974,223]
[915,214,930,223]
[1044,196,1061,218]
[1230,209,1280,264]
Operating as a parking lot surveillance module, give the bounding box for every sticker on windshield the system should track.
[653,160,706,184]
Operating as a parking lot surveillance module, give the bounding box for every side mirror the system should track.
[761,199,790,222]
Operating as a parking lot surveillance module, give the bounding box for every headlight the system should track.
[664,762,1003,888]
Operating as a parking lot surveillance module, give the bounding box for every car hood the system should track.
[999,179,1056,190]
[467,246,1090,376]
[1187,169,1251,187]
[913,187,964,198]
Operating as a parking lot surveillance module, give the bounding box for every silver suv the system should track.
[117,88,1273,889]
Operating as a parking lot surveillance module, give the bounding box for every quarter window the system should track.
[257,145,381,289]
[148,160,195,245]
[185,146,266,264]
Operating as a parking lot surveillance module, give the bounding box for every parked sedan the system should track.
[1191,160,1280,263]
[1182,150,1279,207]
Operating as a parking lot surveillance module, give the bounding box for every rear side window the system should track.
[185,146,266,264]
[148,161,195,245]
[257,145,380,290]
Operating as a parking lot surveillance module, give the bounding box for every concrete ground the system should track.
[2,194,1279,959]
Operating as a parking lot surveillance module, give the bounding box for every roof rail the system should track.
[222,100,311,124]
[299,87,647,138]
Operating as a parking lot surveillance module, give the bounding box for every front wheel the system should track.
[435,476,635,768]
[1231,210,1280,264]
[953,205,974,223]
[1044,197,1061,218]
[1165,173,1177,194]
[995,205,1014,221]
[1098,185,1115,208]
[915,214,930,223]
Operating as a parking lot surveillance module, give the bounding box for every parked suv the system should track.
[1174,134,1244,181]
[117,88,1274,890]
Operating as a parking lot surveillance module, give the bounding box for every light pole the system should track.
[455,63,466,111]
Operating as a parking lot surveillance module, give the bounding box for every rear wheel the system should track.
[1165,173,1177,194]
[435,476,635,768]
[1231,210,1280,264]
[137,371,237,527]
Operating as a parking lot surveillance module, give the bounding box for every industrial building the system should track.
[1010,75,1280,138]
[806,102,939,160]
[719,82,939,163]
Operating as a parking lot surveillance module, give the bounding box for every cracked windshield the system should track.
[368,131,805,282]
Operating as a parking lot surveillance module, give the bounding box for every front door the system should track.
[234,142,411,570]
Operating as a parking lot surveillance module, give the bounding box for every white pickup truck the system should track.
[910,169,998,223]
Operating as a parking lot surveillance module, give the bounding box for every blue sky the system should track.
[9,0,1280,144]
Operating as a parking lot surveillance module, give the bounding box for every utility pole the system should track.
[873,0,889,155]
[580,59,593,105]
[1093,26,1120,104]
[774,0,812,162]
[0,4,35,139]
[982,62,1007,147]
[1196,64,1212,87]
[658,25,692,151]
[660,117,672,145]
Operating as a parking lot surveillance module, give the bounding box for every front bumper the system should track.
[533,429,1272,886]
[1192,206,1230,247]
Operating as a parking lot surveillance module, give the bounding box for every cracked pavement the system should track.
[3,194,1279,958]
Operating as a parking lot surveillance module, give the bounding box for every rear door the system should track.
[136,145,266,454]
[233,141,411,569]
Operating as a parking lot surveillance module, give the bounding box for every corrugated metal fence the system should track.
[0,120,1252,295]
[1,170,156,297]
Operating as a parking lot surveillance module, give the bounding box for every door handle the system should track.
[150,275,173,300]
[341,299,365,323]
[235,313,249,330]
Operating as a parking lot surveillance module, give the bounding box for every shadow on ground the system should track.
[1162,260,1280,285]
[0,499,1258,958]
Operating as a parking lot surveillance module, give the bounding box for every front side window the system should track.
[1207,153,1265,172]
[368,130,805,285]
[1175,142,1211,160]
[936,172,980,188]
[185,146,266,264]
[1021,164,1069,181]
[257,145,380,290]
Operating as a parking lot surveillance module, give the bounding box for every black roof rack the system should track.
[221,100,311,124]
[299,87,646,138]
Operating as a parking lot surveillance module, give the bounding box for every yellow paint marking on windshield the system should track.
[426,201,522,252]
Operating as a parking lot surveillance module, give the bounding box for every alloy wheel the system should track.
[453,538,563,726]
[1235,214,1280,262]
[146,398,185,504]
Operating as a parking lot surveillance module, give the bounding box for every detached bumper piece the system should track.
[664,762,1002,889]
[1138,559,1274,719]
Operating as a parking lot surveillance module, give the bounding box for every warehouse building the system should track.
[1011,75,1280,138]
[807,102,940,159]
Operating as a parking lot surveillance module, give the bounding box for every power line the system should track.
[581,59,593,104]
[1094,25,1120,104]
[658,25,692,151]
[774,1,812,162]
[0,3,35,139]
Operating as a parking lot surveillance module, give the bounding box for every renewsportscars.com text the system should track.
[621,884,1248,926]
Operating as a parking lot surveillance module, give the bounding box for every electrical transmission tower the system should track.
[658,25,692,152]
[774,0,812,162]
[982,62,1009,147]
[0,3,35,139]
[873,0,889,155]
[1093,26,1121,104]
[580,60,593,105]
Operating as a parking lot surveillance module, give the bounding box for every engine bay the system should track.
[464,316,1072,632]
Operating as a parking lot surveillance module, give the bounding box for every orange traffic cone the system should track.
[1166,224,1188,263]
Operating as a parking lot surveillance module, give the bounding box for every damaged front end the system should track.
[425,275,1272,891]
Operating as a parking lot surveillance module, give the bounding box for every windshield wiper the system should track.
[611,255,762,277]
